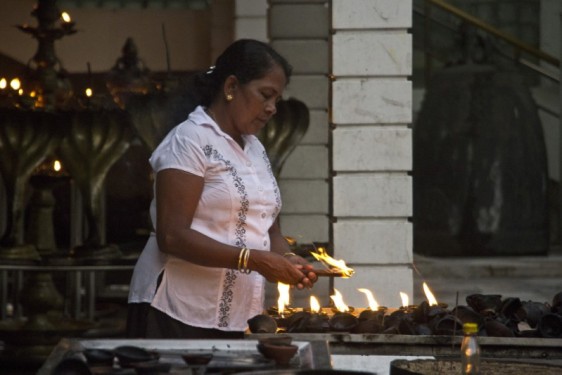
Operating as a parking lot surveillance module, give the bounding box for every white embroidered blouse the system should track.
[128,105,281,331]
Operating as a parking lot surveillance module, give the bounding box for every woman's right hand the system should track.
[249,250,313,288]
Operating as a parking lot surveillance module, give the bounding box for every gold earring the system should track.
[226,93,233,101]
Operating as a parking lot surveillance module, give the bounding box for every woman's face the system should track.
[227,64,287,136]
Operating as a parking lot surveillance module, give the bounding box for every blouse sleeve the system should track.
[149,129,206,177]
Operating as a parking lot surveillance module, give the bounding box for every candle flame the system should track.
[0,78,6,89]
[18,88,24,96]
[10,78,21,90]
[358,288,379,310]
[53,160,62,172]
[423,282,438,306]
[310,296,321,313]
[330,289,349,312]
[85,88,93,97]
[284,236,296,246]
[277,282,290,316]
[61,12,71,22]
[400,292,409,307]
[30,91,36,97]
[310,247,354,278]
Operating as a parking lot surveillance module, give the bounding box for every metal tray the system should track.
[37,338,332,375]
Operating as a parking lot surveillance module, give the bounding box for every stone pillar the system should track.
[331,0,414,308]
[269,1,331,246]
[267,0,331,307]
[234,0,268,41]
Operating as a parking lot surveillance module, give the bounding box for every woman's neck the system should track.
[206,104,244,149]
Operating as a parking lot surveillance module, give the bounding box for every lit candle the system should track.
[61,12,71,23]
[10,78,21,91]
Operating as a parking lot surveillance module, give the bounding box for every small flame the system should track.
[53,160,62,172]
[61,12,71,22]
[10,78,21,90]
[400,292,409,307]
[330,289,349,312]
[310,247,354,278]
[310,296,321,313]
[285,236,296,246]
[0,78,6,89]
[423,282,438,306]
[277,282,290,316]
[30,91,36,97]
[85,88,93,97]
[358,288,379,310]
[18,88,24,96]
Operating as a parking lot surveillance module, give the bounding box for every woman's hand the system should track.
[249,250,317,289]
[284,253,318,289]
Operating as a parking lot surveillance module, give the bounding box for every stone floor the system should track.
[265,246,562,310]
[412,246,562,307]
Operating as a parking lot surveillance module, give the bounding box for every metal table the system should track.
[0,263,134,321]
[37,338,333,375]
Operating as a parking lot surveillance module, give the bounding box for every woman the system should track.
[127,39,317,339]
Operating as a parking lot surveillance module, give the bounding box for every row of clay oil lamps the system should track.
[248,291,562,338]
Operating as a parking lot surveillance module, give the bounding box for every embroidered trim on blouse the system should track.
[262,151,282,219]
[203,145,249,328]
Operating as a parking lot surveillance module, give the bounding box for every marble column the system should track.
[331,0,414,308]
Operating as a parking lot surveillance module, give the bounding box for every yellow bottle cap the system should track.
[463,322,478,334]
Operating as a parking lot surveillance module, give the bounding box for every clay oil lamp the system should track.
[466,293,503,316]
[382,292,413,334]
[304,295,329,333]
[413,282,448,324]
[248,314,278,334]
[257,340,299,367]
[269,282,295,331]
[328,289,358,332]
[537,313,562,338]
[284,297,327,333]
[355,289,384,333]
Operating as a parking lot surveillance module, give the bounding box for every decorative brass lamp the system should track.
[16,0,76,110]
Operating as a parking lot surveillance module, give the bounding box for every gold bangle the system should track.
[237,248,245,271]
[242,248,251,274]
[283,252,297,258]
[238,247,252,274]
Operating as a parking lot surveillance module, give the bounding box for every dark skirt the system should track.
[127,302,244,339]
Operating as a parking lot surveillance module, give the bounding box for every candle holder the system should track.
[26,157,69,256]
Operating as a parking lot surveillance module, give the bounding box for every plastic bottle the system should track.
[461,322,481,374]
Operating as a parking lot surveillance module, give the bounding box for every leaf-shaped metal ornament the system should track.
[0,109,64,260]
[125,84,197,152]
[58,108,134,257]
[258,98,310,178]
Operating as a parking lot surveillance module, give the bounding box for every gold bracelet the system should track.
[283,252,297,258]
[237,247,246,271]
[238,247,252,274]
[242,248,251,274]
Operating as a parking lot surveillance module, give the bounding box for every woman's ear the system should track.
[224,75,238,96]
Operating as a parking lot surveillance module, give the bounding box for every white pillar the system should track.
[267,0,331,307]
[234,0,268,41]
[269,0,331,246]
[331,0,414,308]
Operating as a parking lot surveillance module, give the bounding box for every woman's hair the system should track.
[189,39,293,107]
